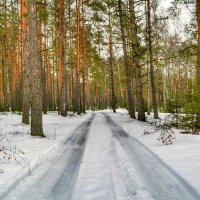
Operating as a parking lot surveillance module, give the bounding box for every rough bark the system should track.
[118,0,135,119]
[3,0,9,111]
[108,9,116,113]
[82,0,86,114]
[147,0,159,119]
[22,0,30,124]
[75,0,81,115]
[59,0,67,116]
[28,0,44,136]
[129,0,146,121]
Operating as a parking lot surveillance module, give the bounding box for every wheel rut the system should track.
[103,113,200,200]
[49,113,96,200]
[4,113,95,200]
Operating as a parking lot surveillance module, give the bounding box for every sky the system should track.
[158,0,194,36]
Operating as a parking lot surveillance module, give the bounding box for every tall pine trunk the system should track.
[108,9,116,113]
[196,0,200,126]
[118,0,135,119]
[3,0,9,111]
[75,0,81,115]
[28,0,44,136]
[59,0,67,116]
[129,0,146,121]
[82,0,86,114]
[22,0,30,124]
[147,0,159,119]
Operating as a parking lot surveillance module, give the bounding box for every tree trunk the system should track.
[82,0,86,114]
[196,0,200,126]
[75,0,81,115]
[3,0,9,111]
[5,0,13,111]
[118,0,135,118]
[129,0,146,121]
[108,9,116,113]
[22,0,30,124]
[59,0,67,116]
[28,0,44,137]
[147,0,159,119]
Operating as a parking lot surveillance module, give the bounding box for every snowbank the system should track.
[108,109,200,194]
[0,112,91,198]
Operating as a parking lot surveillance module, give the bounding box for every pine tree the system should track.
[28,0,44,137]
[22,0,30,124]
[196,0,200,126]
[147,0,159,119]
[59,0,67,116]
[129,0,146,122]
[118,0,136,119]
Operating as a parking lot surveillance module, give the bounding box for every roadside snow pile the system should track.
[108,110,200,194]
[0,112,90,198]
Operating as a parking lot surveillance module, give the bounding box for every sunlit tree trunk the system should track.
[59,0,67,116]
[81,0,86,114]
[21,0,30,124]
[28,0,44,136]
[75,0,81,114]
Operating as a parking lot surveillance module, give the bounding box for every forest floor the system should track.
[0,110,200,200]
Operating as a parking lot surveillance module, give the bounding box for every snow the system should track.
[0,110,200,200]
[72,113,154,200]
[107,109,200,195]
[72,114,115,200]
[0,112,91,199]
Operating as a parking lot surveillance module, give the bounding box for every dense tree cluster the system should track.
[0,0,199,136]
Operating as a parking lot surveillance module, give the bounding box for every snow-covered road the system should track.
[104,113,200,200]
[3,112,200,200]
[4,114,95,200]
